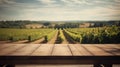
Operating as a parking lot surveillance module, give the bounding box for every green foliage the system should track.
[44,35,48,42]
[64,29,82,43]
[0,28,55,42]
[57,36,63,43]
[59,29,65,42]
[56,29,66,43]
[65,26,120,44]
[46,30,57,41]
[0,26,119,44]
[28,36,32,42]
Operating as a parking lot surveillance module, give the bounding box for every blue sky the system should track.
[0,0,120,21]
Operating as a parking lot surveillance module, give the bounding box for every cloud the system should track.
[0,0,16,5]
[61,0,71,3]
[38,0,55,4]
[114,0,120,2]
[72,0,91,5]
[60,0,91,6]
[13,6,120,21]
[0,0,120,21]
[36,0,62,7]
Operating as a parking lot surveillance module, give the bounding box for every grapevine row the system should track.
[0,28,56,42]
[64,26,120,44]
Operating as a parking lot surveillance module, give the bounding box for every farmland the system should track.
[0,25,119,44]
[0,22,120,67]
[64,26,120,44]
[0,28,57,43]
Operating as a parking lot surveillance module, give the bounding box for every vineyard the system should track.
[0,28,57,43]
[64,26,120,44]
[0,26,120,44]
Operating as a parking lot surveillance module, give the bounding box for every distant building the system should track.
[79,23,94,28]
[25,24,43,29]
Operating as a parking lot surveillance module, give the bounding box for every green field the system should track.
[0,26,120,44]
[64,26,120,44]
[0,28,56,42]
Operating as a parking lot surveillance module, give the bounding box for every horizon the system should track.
[0,20,120,22]
[0,0,120,21]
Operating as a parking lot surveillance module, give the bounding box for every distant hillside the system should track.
[0,20,120,28]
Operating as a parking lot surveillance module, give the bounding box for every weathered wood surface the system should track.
[0,44,119,56]
[0,44,120,66]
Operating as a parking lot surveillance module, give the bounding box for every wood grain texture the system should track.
[0,44,119,56]
[52,44,72,56]
[31,44,54,56]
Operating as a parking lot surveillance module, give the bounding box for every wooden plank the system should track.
[52,44,72,56]
[0,44,119,56]
[82,45,113,56]
[31,44,54,56]
[9,44,41,56]
[0,44,17,49]
[16,65,93,67]
[0,56,119,64]
[68,44,82,56]
[0,44,28,55]
[94,44,120,55]
[74,44,92,56]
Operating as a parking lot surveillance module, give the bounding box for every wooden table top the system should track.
[0,44,120,56]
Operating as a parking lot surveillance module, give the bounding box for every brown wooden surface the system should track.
[0,44,120,66]
[0,44,119,56]
[0,56,119,64]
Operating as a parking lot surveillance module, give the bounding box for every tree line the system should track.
[0,20,120,29]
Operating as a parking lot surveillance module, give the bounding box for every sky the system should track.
[0,0,120,21]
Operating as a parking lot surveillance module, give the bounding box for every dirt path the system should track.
[51,29,77,44]
[11,40,28,44]
[0,38,44,44]
[0,40,28,44]
[0,29,76,44]
[47,30,58,44]
[29,37,45,44]
[54,29,76,44]
[0,30,58,44]
[0,41,10,44]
